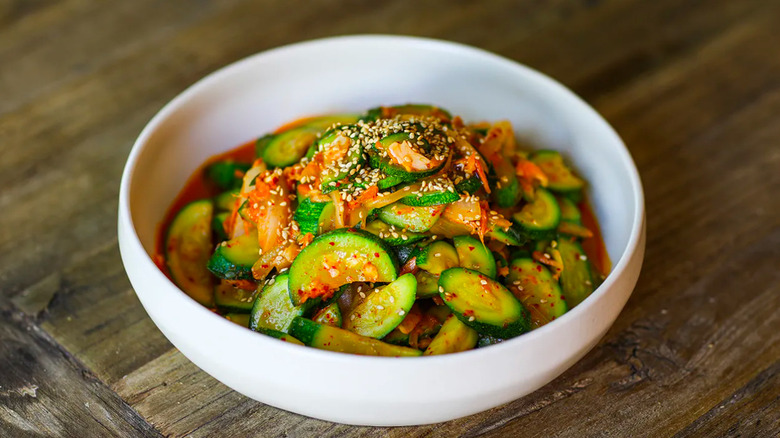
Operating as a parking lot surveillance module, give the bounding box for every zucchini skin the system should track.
[439,267,531,339]
[424,315,479,355]
[454,235,497,278]
[206,231,259,281]
[342,273,417,338]
[512,188,561,241]
[165,200,215,307]
[505,258,567,328]
[289,317,422,357]
[249,274,304,333]
[287,229,399,310]
[557,238,595,307]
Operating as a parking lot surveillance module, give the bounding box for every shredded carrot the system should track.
[516,159,549,187]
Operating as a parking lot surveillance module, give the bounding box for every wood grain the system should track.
[1,0,779,436]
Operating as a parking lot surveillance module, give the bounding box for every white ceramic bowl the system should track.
[118,35,645,426]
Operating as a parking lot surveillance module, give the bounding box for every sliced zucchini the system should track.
[165,200,215,306]
[423,315,478,355]
[254,327,305,345]
[505,258,567,328]
[414,241,459,275]
[302,113,361,130]
[382,328,410,346]
[454,235,497,278]
[256,127,319,168]
[213,189,239,212]
[414,269,440,299]
[249,274,304,333]
[363,104,452,123]
[205,161,251,190]
[438,267,530,338]
[289,317,422,357]
[512,188,561,240]
[225,313,251,328]
[369,131,447,189]
[363,220,426,246]
[214,281,257,313]
[287,229,398,309]
[486,222,528,246]
[557,238,595,307]
[531,150,585,195]
[294,198,331,235]
[454,175,483,195]
[211,211,229,242]
[393,243,417,266]
[342,273,417,338]
[317,126,365,193]
[378,202,444,233]
[312,301,342,327]
[490,165,520,208]
[557,196,582,223]
[400,177,460,206]
[207,230,260,281]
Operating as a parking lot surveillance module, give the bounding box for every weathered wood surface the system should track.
[1,0,779,436]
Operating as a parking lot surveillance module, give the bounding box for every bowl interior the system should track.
[128,37,638,266]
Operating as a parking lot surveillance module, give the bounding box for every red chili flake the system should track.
[463,309,475,317]
[550,302,555,307]
[262,264,269,269]
[561,295,566,300]
[536,265,543,272]
[468,246,475,251]
[329,241,335,246]
[374,252,380,258]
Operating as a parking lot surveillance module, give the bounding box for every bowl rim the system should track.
[118,34,645,366]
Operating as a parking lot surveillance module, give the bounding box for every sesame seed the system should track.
[468,316,475,322]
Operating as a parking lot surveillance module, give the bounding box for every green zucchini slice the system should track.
[557,238,595,307]
[423,315,478,355]
[438,267,530,338]
[287,229,398,310]
[254,326,305,345]
[531,150,585,194]
[205,161,251,190]
[214,282,257,313]
[505,258,567,328]
[312,301,342,327]
[414,241,459,275]
[363,104,452,123]
[249,274,304,333]
[256,127,320,168]
[294,198,332,235]
[165,200,215,306]
[512,188,561,240]
[342,273,417,338]
[454,235,497,278]
[207,230,260,281]
[378,202,445,233]
[213,189,240,212]
[414,269,440,299]
[211,211,229,242]
[317,126,365,193]
[362,220,426,246]
[289,317,422,356]
[225,313,251,328]
[557,196,582,223]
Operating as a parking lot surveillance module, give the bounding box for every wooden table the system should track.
[2,1,778,436]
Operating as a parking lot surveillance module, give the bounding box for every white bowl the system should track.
[118,35,645,426]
